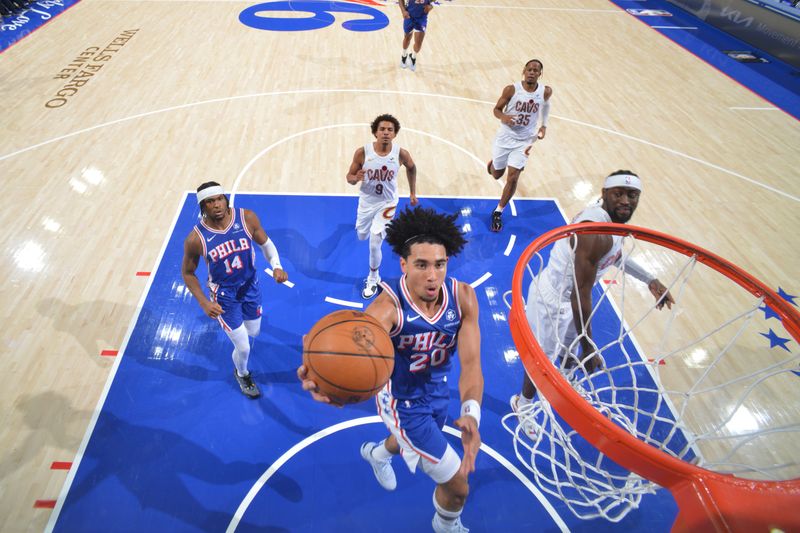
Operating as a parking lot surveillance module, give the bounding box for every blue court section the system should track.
[607,0,800,120]
[53,194,678,532]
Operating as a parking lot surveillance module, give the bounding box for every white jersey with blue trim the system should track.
[379,276,463,400]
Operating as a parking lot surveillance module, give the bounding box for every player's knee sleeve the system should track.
[226,325,250,354]
[421,444,461,485]
[369,232,383,270]
[244,318,261,338]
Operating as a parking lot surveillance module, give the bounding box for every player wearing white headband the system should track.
[181,181,288,399]
[510,170,675,437]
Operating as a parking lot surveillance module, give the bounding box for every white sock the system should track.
[367,268,380,284]
[402,48,409,57]
[494,204,505,213]
[410,51,417,59]
[371,439,393,461]
[226,325,251,376]
[368,232,383,272]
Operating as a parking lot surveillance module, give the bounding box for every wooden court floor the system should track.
[1,0,798,530]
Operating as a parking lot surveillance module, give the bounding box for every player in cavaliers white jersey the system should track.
[346,114,418,299]
[487,59,553,232]
[299,207,483,533]
[182,182,288,399]
[510,171,674,438]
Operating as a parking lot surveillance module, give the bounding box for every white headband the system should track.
[603,173,642,191]
[196,185,226,204]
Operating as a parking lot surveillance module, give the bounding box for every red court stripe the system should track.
[136,271,151,276]
[100,350,118,357]
[34,500,56,509]
[602,279,618,285]
[50,462,72,470]
[648,358,667,365]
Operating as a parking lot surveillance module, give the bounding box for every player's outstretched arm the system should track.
[619,256,675,310]
[648,279,675,309]
[571,233,608,373]
[455,282,483,476]
[365,291,399,334]
[244,209,288,283]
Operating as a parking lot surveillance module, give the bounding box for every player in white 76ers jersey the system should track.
[299,207,483,533]
[510,171,675,438]
[487,59,553,232]
[347,114,418,299]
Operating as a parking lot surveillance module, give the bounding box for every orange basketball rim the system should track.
[509,222,800,532]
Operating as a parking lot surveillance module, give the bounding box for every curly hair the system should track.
[370,114,401,135]
[385,206,467,258]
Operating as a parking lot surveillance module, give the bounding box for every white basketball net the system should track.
[502,229,800,522]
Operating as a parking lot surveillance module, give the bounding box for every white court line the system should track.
[226,416,569,533]
[230,122,517,217]
[264,268,295,288]
[504,234,517,257]
[729,107,779,111]
[2,88,795,202]
[45,193,191,533]
[470,272,492,288]
[651,26,698,29]
[325,296,364,309]
[554,114,799,202]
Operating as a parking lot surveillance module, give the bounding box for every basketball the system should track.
[303,310,395,406]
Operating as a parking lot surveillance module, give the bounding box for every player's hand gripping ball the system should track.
[302,310,395,406]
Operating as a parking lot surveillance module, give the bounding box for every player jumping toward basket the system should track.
[299,206,483,533]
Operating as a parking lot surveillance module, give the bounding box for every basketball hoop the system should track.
[507,223,800,531]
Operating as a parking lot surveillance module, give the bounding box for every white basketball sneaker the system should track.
[510,394,539,439]
[432,513,469,533]
[360,441,396,491]
[361,274,381,299]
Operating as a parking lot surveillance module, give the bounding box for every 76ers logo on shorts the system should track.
[240,1,390,32]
